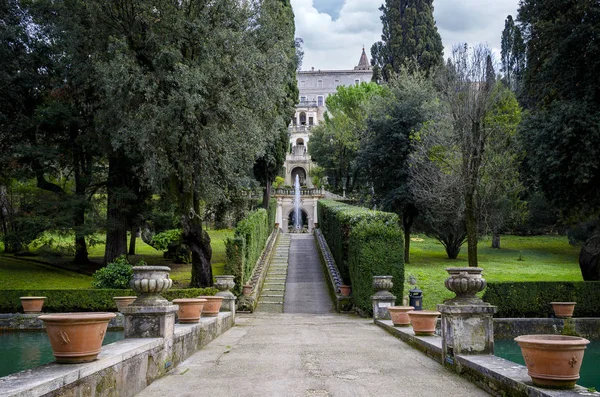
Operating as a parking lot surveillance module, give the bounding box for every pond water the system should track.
[495,338,600,390]
[0,330,124,378]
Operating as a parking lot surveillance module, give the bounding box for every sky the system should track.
[291,0,520,71]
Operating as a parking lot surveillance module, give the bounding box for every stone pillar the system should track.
[438,267,497,367]
[371,276,396,321]
[215,275,236,318]
[276,202,283,229]
[313,202,318,225]
[122,266,178,339]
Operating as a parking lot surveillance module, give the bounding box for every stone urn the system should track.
[38,312,116,363]
[20,296,47,314]
[172,298,207,323]
[444,267,487,304]
[408,310,440,336]
[197,296,224,317]
[387,306,414,327]
[515,334,590,389]
[129,266,173,306]
[214,275,235,297]
[113,296,137,310]
[373,276,394,293]
[339,285,351,297]
[551,302,576,318]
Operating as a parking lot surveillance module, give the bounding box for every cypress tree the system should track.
[371,0,443,81]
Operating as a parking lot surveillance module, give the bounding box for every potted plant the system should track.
[339,285,351,297]
[38,312,116,363]
[550,302,576,318]
[113,296,137,310]
[387,306,414,326]
[408,310,440,336]
[514,334,590,389]
[197,296,224,316]
[172,298,207,323]
[20,296,47,314]
[129,265,173,306]
[242,284,253,296]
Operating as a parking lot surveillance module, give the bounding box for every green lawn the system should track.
[406,235,582,310]
[0,229,234,290]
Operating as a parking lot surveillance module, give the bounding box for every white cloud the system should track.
[292,0,520,70]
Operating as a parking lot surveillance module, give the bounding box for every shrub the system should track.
[91,255,133,289]
[0,288,217,313]
[225,207,274,294]
[318,200,404,314]
[483,282,600,317]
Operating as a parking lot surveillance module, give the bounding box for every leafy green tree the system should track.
[358,70,438,263]
[371,0,443,82]
[308,82,385,193]
[500,15,526,95]
[518,0,600,221]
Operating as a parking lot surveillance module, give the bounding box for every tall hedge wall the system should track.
[0,288,217,313]
[225,203,275,294]
[483,282,600,317]
[318,200,404,314]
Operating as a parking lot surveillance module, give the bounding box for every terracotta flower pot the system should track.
[173,298,207,323]
[551,302,576,319]
[38,312,116,363]
[113,296,137,310]
[339,285,351,297]
[20,296,47,314]
[242,284,253,296]
[387,306,414,327]
[408,310,440,336]
[196,296,224,317]
[515,334,590,389]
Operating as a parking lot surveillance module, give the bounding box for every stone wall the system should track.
[0,313,233,397]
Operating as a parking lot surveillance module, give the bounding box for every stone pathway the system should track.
[255,234,291,313]
[284,234,334,314]
[135,314,490,397]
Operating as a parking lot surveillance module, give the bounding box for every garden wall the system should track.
[317,200,404,314]
[483,281,600,317]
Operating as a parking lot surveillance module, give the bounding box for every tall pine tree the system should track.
[500,15,526,96]
[371,0,443,82]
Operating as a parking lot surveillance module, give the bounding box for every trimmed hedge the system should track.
[0,288,217,313]
[318,200,404,314]
[483,282,600,317]
[225,202,275,294]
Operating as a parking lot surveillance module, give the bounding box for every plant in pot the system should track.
[550,302,576,318]
[387,306,414,326]
[242,284,253,296]
[408,310,440,336]
[20,296,47,314]
[515,334,590,389]
[339,285,351,297]
[38,312,116,363]
[172,298,207,323]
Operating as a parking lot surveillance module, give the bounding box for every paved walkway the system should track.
[136,314,489,397]
[284,234,334,314]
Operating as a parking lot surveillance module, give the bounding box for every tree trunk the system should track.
[402,209,415,264]
[491,233,501,249]
[262,182,271,209]
[128,226,137,255]
[73,203,89,264]
[182,191,213,287]
[446,244,461,259]
[465,192,478,266]
[104,155,129,264]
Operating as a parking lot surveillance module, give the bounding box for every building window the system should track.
[317,95,324,106]
[300,80,306,88]
[354,79,360,85]
[299,112,307,125]
[309,116,314,126]
[334,79,340,87]
[317,79,323,88]
[300,96,307,103]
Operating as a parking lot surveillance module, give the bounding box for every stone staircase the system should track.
[255,234,291,313]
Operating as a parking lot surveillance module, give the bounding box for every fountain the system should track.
[294,174,302,231]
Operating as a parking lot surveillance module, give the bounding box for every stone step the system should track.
[261,294,284,298]
[258,296,284,304]
[263,283,285,288]
[265,278,287,282]
[262,288,285,292]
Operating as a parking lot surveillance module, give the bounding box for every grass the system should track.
[405,234,582,310]
[0,229,234,290]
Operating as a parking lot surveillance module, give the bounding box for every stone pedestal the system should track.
[215,275,236,317]
[371,276,396,321]
[121,304,179,338]
[437,303,497,367]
